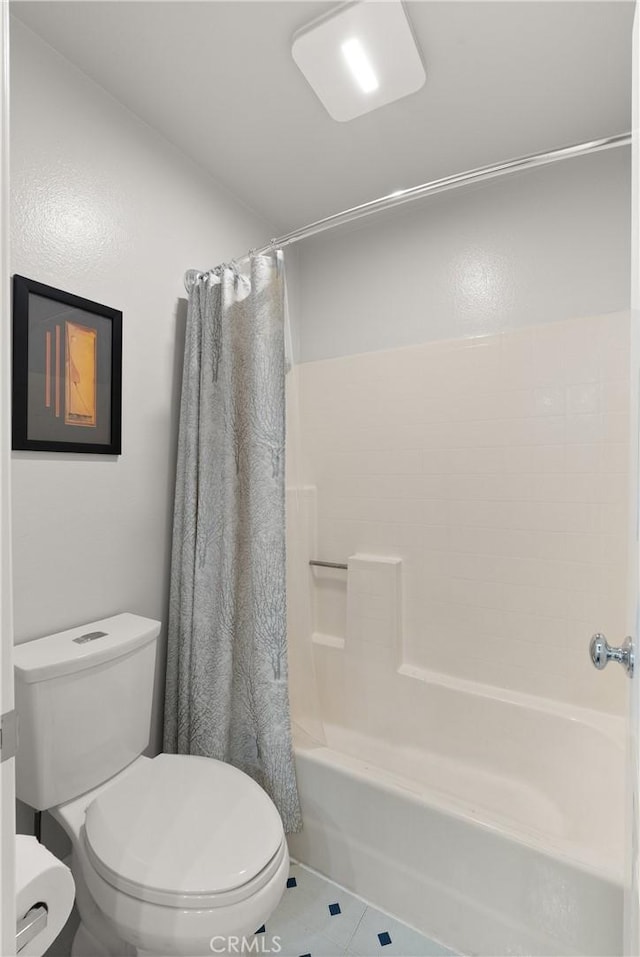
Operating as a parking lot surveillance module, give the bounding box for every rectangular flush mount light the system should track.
[292,1,426,122]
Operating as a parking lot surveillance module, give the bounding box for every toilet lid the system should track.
[84,753,285,907]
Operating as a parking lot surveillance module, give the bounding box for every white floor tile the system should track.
[280,880,366,947]
[288,862,335,900]
[279,929,347,957]
[346,906,455,957]
[266,881,314,929]
[259,916,317,957]
[269,863,456,957]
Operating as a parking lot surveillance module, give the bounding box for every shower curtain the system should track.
[164,253,301,833]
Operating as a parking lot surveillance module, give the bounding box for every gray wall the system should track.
[10,19,272,761]
[293,147,630,362]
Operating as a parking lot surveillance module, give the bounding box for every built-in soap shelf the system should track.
[309,560,348,649]
[311,631,346,649]
[310,554,402,653]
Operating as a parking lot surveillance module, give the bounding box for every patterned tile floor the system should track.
[49,859,456,956]
[248,861,456,957]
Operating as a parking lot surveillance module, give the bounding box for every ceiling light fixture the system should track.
[341,37,379,94]
[292,1,426,123]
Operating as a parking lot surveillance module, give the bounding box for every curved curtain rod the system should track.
[184,131,631,293]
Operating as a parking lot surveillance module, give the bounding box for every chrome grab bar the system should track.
[309,560,348,570]
[16,903,48,953]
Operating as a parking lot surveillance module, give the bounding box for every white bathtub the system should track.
[288,669,625,957]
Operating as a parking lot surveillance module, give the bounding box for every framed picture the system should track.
[12,275,122,454]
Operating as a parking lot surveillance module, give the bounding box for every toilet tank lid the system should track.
[14,614,161,683]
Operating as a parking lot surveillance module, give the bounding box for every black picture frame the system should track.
[12,275,122,454]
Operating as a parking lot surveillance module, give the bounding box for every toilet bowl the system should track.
[13,614,290,957]
[54,753,289,956]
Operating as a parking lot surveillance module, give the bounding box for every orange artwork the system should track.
[45,330,51,408]
[65,320,97,428]
[55,325,61,418]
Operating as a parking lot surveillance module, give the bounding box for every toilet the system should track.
[13,613,289,957]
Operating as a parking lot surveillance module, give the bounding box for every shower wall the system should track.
[288,148,631,716]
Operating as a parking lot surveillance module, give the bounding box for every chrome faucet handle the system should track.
[590,633,635,677]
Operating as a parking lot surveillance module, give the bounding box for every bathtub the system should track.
[288,667,625,957]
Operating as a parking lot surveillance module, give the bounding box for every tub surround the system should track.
[286,310,628,954]
[291,312,630,715]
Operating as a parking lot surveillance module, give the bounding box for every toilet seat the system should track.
[83,753,286,909]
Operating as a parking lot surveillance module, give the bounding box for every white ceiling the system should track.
[11,1,634,233]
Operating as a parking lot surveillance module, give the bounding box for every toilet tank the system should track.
[14,613,161,810]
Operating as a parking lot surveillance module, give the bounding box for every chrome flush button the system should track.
[73,631,108,645]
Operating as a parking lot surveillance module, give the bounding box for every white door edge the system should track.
[0,1,15,955]
[626,3,640,955]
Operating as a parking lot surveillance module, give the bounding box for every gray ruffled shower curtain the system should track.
[164,254,301,833]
